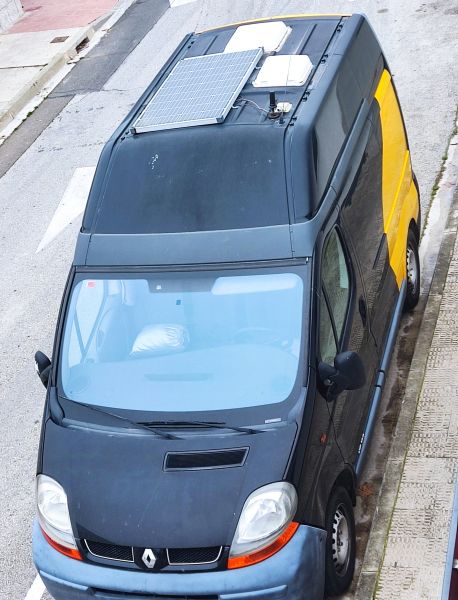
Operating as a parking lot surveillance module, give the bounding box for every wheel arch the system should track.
[332,466,357,506]
[409,217,420,244]
[306,462,357,529]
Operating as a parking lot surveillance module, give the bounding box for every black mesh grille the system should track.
[94,593,217,599]
[167,546,221,564]
[85,540,133,562]
[165,448,247,470]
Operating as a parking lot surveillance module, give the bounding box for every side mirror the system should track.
[318,351,366,399]
[35,351,51,388]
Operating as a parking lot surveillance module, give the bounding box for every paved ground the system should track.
[0,1,457,599]
[352,124,458,600]
[10,0,118,32]
[377,198,458,597]
[0,0,126,135]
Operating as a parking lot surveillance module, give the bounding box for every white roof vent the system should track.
[253,55,313,88]
[224,21,291,54]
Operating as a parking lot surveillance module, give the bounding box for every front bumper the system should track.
[33,521,326,600]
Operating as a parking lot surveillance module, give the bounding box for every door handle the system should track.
[359,297,367,327]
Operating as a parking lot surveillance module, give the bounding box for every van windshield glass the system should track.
[60,270,304,412]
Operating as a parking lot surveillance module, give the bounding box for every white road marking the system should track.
[169,0,197,7]
[24,575,45,600]
[36,166,96,253]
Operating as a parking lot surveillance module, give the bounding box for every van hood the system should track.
[41,419,297,548]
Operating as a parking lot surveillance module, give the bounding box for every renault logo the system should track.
[142,548,156,569]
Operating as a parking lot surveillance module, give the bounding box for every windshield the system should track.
[60,269,305,412]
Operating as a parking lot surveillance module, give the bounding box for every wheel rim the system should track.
[407,243,419,295]
[332,504,350,575]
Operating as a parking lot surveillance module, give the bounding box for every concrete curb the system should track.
[354,185,458,599]
[0,25,95,133]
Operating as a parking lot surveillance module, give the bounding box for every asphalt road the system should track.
[0,1,457,599]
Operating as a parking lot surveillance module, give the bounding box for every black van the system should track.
[33,13,421,600]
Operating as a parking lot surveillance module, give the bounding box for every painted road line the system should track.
[24,575,45,600]
[36,166,96,253]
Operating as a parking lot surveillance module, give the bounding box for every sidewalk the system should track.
[0,0,122,135]
[374,190,458,598]
[351,158,458,600]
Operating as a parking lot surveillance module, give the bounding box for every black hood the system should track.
[41,419,297,548]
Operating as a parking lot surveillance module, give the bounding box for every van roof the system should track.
[77,14,384,267]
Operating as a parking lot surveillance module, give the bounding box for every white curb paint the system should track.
[169,0,197,7]
[24,575,45,600]
[419,117,458,289]
[36,166,96,253]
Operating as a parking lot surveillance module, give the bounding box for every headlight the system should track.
[229,482,298,567]
[36,474,80,559]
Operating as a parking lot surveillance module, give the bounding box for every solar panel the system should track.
[132,48,263,133]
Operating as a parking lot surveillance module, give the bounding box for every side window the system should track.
[319,229,351,362]
[340,115,383,318]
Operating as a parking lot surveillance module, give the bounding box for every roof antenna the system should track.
[268,91,280,119]
[279,56,290,125]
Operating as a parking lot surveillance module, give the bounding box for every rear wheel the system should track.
[324,487,356,597]
[404,228,420,310]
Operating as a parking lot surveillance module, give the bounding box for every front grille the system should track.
[85,539,223,568]
[164,448,248,470]
[94,593,218,599]
[85,540,134,562]
[167,546,222,565]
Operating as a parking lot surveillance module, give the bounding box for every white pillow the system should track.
[130,324,189,357]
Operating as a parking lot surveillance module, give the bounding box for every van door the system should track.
[340,111,397,354]
[318,227,378,466]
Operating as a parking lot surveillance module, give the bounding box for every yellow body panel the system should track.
[199,14,350,33]
[375,70,419,288]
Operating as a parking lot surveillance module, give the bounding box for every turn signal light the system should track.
[41,527,82,561]
[227,521,299,569]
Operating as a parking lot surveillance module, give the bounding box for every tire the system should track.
[324,487,356,597]
[404,228,420,311]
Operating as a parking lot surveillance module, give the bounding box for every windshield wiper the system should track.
[69,402,183,440]
[138,420,263,435]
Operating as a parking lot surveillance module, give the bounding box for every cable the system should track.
[233,97,269,115]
